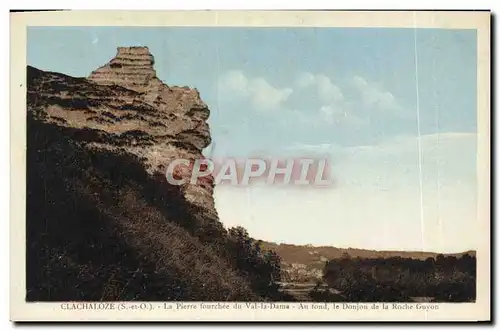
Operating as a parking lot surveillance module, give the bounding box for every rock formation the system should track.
[88,46,159,93]
[29,46,217,226]
[26,46,283,301]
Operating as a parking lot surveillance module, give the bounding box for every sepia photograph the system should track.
[10,10,491,322]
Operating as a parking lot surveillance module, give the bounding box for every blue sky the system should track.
[27,27,478,252]
[28,27,476,156]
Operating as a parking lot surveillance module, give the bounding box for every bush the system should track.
[322,255,476,302]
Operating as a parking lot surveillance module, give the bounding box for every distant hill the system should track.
[262,241,476,270]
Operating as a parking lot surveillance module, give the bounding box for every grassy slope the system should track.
[26,116,261,301]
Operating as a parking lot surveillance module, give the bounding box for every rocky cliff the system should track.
[26,46,283,301]
[29,46,217,228]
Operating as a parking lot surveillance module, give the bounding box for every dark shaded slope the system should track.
[26,62,290,302]
[26,115,260,301]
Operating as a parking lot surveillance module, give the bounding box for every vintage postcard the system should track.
[10,10,491,322]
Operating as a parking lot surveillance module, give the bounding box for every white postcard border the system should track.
[9,10,491,322]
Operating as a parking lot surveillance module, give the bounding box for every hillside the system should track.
[262,242,475,284]
[263,242,475,265]
[26,47,285,301]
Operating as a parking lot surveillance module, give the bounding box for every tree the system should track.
[226,226,282,299]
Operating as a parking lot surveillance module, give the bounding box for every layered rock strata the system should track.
[28,46,217,224]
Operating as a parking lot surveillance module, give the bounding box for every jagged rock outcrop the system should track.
[26,46,286,302]
[28,46,217,225]
[88,47,159,93]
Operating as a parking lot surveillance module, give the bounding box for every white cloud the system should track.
[221,70,249,93]
[218,70,404,127]
[315,74,344,104]
[293,72,370,128]
[339,132,477,188]
[249,78,293,110]
[319,105,344,119]
[294,73,405,127]
[219,70,292,110]
[295,72,344,104]
[295,72,315,88]
[291,132,476,179]
[216,132,478,253]
[287,142,345,159]
[352,75,402,114]
[291,142,340,153]
[295,72,363,128]
[319,105,367,128]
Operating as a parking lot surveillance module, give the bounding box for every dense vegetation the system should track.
[313,253,476,302]
[26,115,285,301]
